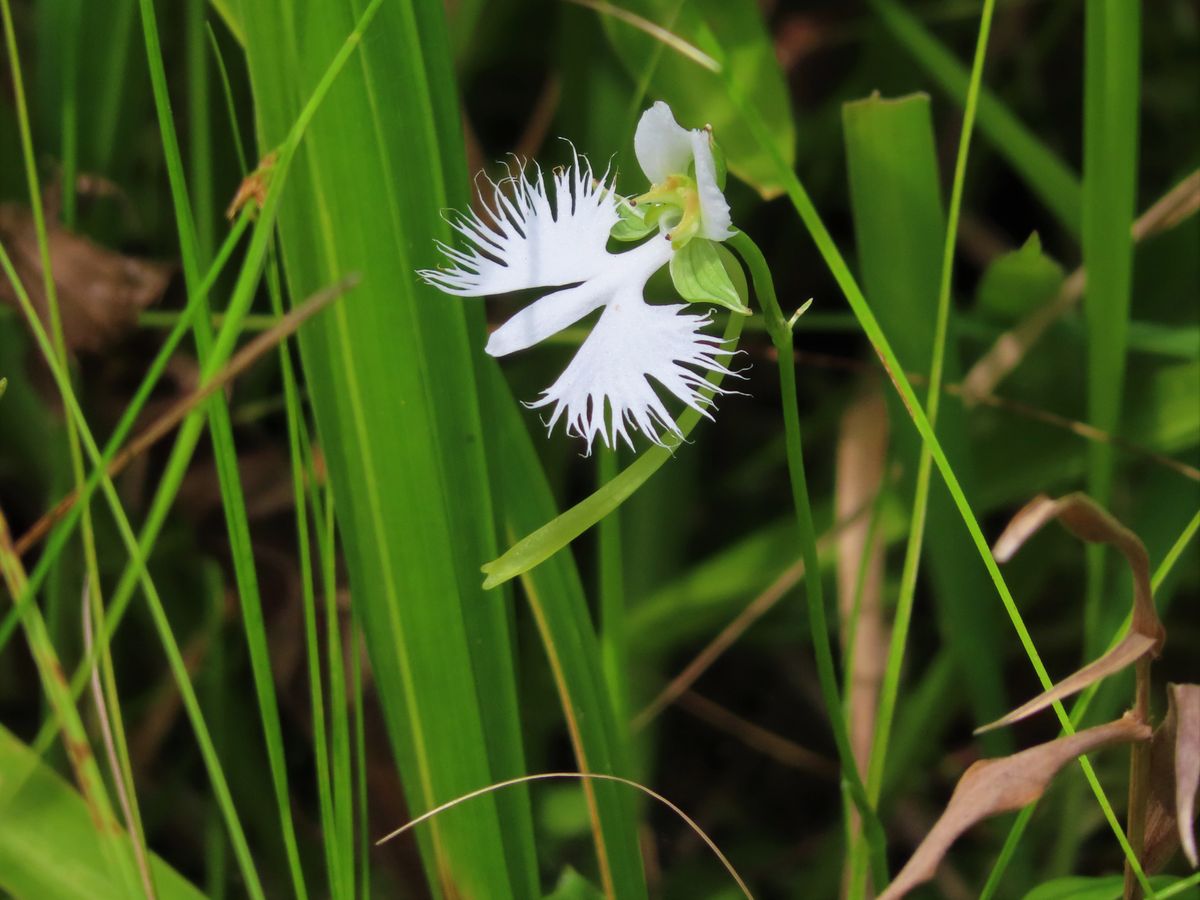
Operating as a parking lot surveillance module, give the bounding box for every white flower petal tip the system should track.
[632,102,734,246]
[417,152,619,298]
[634,101,694,184]
[526,296,739,455]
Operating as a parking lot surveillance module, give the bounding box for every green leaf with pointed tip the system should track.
[544,867,606,900]
[976,232,1065,321]
[670,239,748,313]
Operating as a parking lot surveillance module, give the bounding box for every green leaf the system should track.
[544,867,606,900]
[601,0,794,198]
[0,725,205,900]
[1022,875,1176,900]
[1082,0,1141,652]
[669,238,749,313]
[236,1,540,896]
[976,232,1065,321]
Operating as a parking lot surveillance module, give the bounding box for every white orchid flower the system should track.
[631,100,733,246]
[418,103,739,453]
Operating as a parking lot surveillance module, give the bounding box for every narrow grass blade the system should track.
[869,0,1082,236]
[842,93,1011,766]
[1081,0,1141,653]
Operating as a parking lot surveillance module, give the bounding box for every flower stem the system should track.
[728,229,889,890]
[1124,656,1152,900]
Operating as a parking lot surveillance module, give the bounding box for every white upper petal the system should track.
[691,129,733,241]
[634,101,694,185]
[417,153,618,297]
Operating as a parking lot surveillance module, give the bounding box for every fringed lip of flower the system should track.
[418,103,741,454]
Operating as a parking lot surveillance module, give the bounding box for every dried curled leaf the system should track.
[978,493,1165,733]
[226,150,278,220]
[880,715,1152,900]
[1144,683,1200,872]
[0,204,171,355]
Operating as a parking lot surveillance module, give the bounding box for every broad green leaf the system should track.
[842,92,1012,749]
[669,238,749,313]
[601,0,794,198]
[236,2,539,896]
[0,725,205,900]
[976,233,1065,321]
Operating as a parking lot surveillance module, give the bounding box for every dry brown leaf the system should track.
[835,387,890,772]
[0,204,171,355]
[225,150,278,220]
[879,714,1152,900]
[1145,684,1200,871]
[977,493,1165,733]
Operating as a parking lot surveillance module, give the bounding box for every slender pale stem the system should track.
[728,229,889,890]
[1124,656,1153,900]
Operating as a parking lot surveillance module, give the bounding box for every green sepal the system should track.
[610,200,657,242]
[669,238,749,314]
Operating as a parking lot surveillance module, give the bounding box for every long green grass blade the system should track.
[137,0,311,887]
[236,1,541,894]
[1081,0,1141,654]
[869,0,1083,236]
[842,93,1011,766]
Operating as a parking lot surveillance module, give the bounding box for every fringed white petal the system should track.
[634,101,693,184]
[485,225,673,358]
[691,130,733,241]
[527,291,734,454]
[417,153,618,297]
[484,280,606,357]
